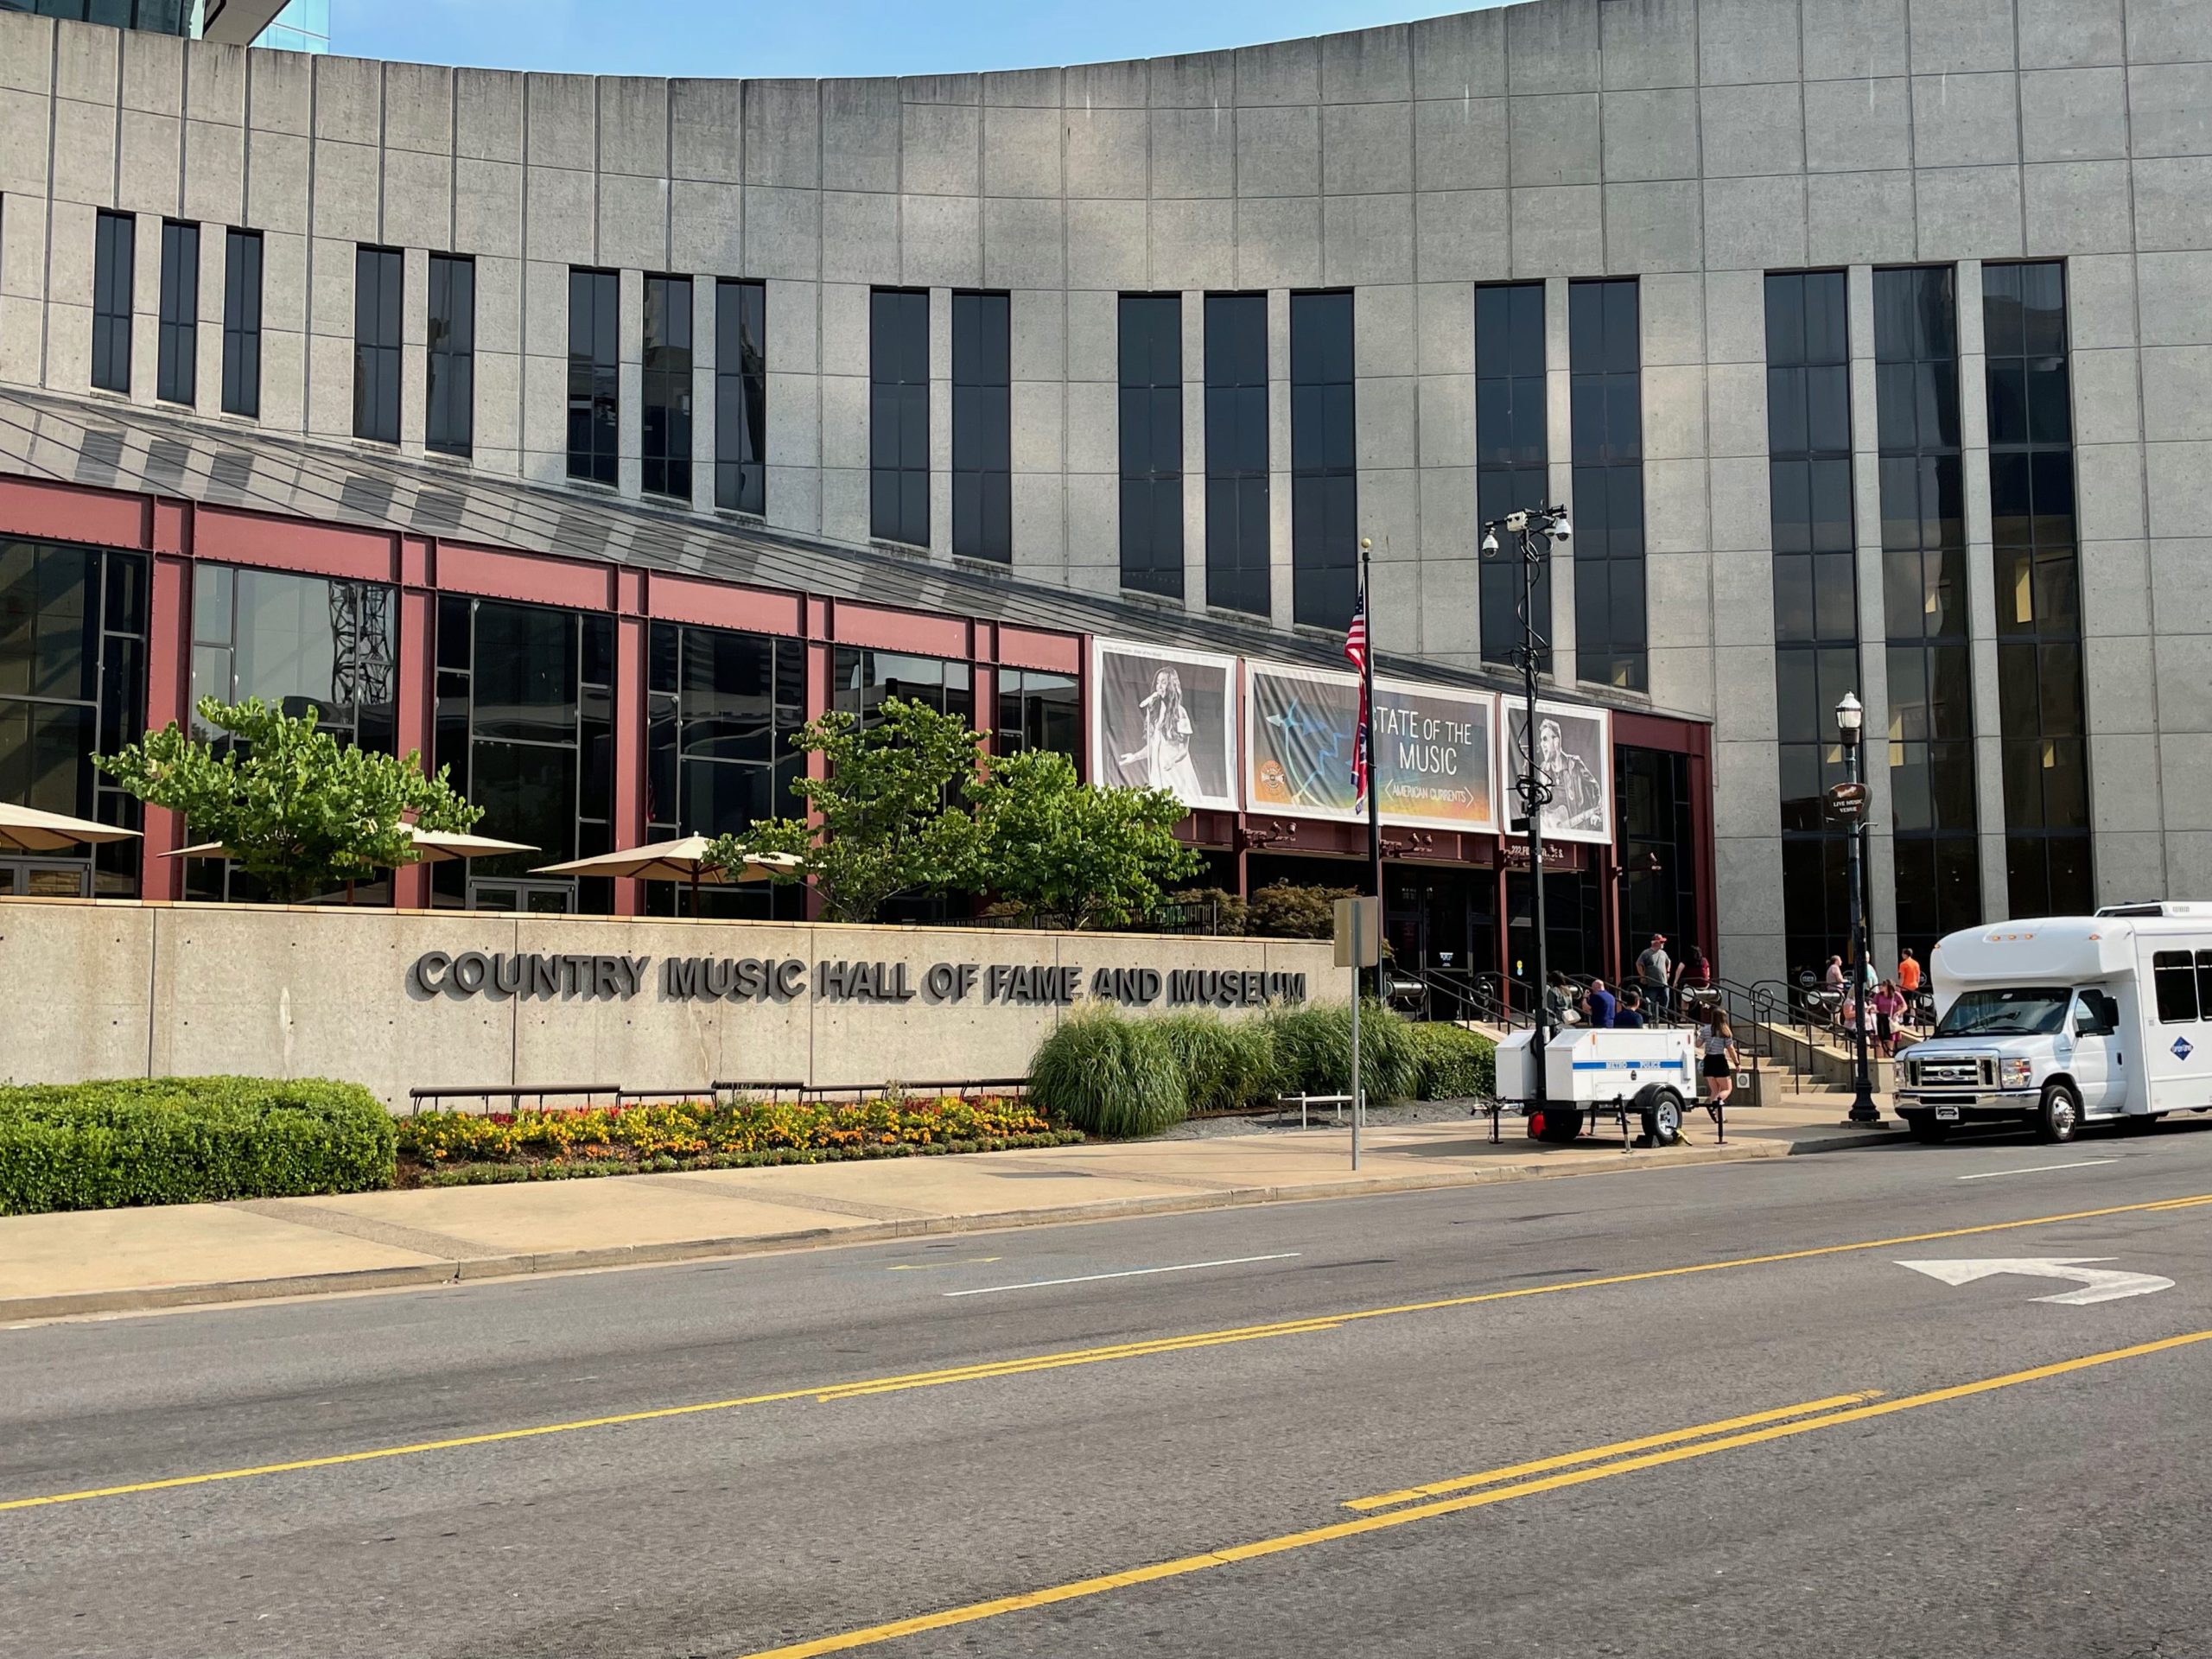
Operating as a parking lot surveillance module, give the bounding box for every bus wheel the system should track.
[2036,1081,2082,1145]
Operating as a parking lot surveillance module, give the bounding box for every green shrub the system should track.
[1154,1012,1279,1115]
[1027,1005,1189,1137]
[1262,1001,1420,1104]
[1244,880,1358,940]
[1411,1024,1497,1101]
[0,1076,396,1215]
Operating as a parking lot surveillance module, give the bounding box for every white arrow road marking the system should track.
[1897,1256,2175,1306]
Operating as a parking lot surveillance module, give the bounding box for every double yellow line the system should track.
[5,1188,2209,1515]
[741,1331,2212,1658]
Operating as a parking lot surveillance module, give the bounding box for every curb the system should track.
[0,1132,1880,1325]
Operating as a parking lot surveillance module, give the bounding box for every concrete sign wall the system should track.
[0,901,1338,1109]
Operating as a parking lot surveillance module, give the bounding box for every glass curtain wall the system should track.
[832,647,974,924]
[1289,290,1357,629]
[1117,293,1183,599]
[0,538,146,895]
[186,563,398,905]
[645,620,804,918]
[1476,283,1549,671]
[1766,270,1861,976]
[951,291,1012,562]
[1568,278,1645,690]
[995,670,1078,758]
[1874,266,1980,957]
[1615,744,1701,970]
[1203,293,1269,616]
[642,275,693,500]
[433,596,613,912]
[715,278,766,515]
[1984,263,2092,918]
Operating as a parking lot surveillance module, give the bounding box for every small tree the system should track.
[968,749,1201,931]
[95,696,480,903]
[1247,880,1359,940]
[707,697,985,924]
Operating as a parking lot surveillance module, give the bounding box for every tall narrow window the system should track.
[1875,265,1980,956]
[92,210,133,393]
[221,227,262,417]
[352,245,402,444]
[869,287,929,546]
[1986,262,2091,919]
[1767,270,1859,976]
[156,219,198,405]
[1204,293,1268,616]
[426,253,474,458]
[1569,278,1644,690]
[1117,293,1183,599]
[715,278,766,515]
[567,268,620,485]
[1290,290,1357,629]
[642,275,693,500]
[1477,283,1549,670]
[951,290,1011,562]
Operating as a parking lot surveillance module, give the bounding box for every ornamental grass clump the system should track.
[1154,1011,1279,1116]
[1262,1001,1420,1105]
[1025,1004,1189,1138]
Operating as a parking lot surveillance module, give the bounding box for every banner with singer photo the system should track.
[1245,664,1497,831]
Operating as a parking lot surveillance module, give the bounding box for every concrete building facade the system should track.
[1,0,2209,992]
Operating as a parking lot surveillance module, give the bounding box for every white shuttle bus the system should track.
[1896,902,2212,1143]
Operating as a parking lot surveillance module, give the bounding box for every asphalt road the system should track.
[9,1122,2212,1658]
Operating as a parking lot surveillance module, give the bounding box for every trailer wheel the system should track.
[1528,1106,1585,1144]
[2036,1080,2082,1145]
[1635,1084,1685,1147]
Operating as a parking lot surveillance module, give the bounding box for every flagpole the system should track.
[1360,537,1384,1006]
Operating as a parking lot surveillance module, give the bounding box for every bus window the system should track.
[2154,950,2198,1024]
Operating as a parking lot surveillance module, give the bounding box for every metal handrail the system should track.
[405,1083,620,1116]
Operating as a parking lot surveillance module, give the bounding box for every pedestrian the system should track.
[1617,988,1646,1028]
[1870,979,1906,1057]
[1635,933,1672,1022]
[1700,1010,1740,1116]
[1544,970,1581,1027]
[1897,947,1923,1029]
[1822,955,1845,991]
[1584,977,1618,1028]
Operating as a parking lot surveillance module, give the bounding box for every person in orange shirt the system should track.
[1897,948,1923,1031]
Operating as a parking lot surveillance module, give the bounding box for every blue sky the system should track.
[330,0,1506,79]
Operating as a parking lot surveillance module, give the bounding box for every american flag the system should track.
[1346,588,1370,803]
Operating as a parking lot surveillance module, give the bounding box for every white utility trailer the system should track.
[1491,1025,1709,1147]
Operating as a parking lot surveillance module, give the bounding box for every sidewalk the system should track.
[0,1102,1904,1323]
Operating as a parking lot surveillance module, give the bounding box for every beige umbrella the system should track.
[169,823,538,865]
[0,802,141,854]
[534,839,802,915]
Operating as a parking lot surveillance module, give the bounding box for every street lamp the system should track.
[1835,692,1882,1125]
[1481,505,1573,1125]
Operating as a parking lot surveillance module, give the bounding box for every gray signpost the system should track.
[1335,896,1382,1170]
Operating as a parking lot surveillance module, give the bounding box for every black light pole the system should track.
[1359,537,1386,1006]
[1483,505,1572,1120]
[1837,692,1881,1124]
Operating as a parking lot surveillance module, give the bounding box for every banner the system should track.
[1088,640,1238,812]
[1501,699,1614,845]
[1244,664,1497,830]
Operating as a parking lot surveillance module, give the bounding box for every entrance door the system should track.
[469,879,575,914]
[0,860,92,897]
[2066,988,2124,1114]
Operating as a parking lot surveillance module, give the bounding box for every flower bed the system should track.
[396,1094,1077,1186]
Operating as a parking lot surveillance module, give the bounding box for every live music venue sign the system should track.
[409,950,1309,1010]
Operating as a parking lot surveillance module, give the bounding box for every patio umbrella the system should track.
[533,839,802,916]
[0,802,141,854]
[169,824,538,865]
